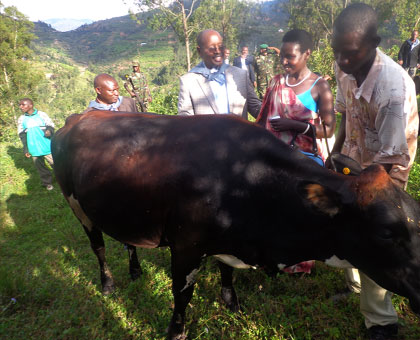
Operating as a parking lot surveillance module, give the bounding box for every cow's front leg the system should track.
[83,225,115,295]
[167,249,202,340]
[218,261,240,312]
[125,244,142,280]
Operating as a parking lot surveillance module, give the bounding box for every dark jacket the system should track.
[398,39,420,68]
[233,55,256,83]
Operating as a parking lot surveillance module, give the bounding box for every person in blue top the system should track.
[18,98,55,190]
[256,29,336,165]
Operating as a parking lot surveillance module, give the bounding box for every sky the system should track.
[2,0,137,21]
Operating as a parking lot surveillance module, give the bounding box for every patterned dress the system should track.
[257,74,330,162]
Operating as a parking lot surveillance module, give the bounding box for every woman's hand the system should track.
[269,117,305,133]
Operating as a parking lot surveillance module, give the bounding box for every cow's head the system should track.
[302,164,420,315]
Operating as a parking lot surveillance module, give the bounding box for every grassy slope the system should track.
[1,139,420,340]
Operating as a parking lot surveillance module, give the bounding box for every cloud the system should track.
[2,0,136,21]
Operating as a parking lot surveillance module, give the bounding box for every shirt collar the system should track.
[25,109,38,116]
[336,48,383,103]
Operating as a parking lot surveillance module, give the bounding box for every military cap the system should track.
[259,44,268,49]
[132,61,140,67]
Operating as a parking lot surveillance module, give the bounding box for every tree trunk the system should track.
[179,1,191,70]
[3,66,10,89]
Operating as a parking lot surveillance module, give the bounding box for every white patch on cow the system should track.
[67,194,93,231]
[277,263,287,270]
[194,176,213,190]
[324,255,354,268]
[245,161,275,185]
[232,161,246,175]
[180,268,199,292]
[194,177,225,207]
[214,143,228,160]
[213,254,257,269]
[216,211,232,228]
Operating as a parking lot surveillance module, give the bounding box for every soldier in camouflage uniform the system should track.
[124,61,152,112]
[254,44,281,99]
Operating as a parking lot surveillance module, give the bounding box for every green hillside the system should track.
[32,14,174,67]
[30,0,289,68]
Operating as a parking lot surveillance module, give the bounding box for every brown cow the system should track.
[52,111,420,340]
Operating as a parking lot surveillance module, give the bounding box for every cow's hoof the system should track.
[368,324,398,340]
[166,321,186,340]
[221,286,240,312]
[168,334,187,340]
[102,283,115,295]
[130,267,142,281]
[166,328,186,340]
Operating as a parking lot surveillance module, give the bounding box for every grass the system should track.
[1,140,420,340]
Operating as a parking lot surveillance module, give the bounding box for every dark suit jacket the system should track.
[398,40,420,68]
[233,55,256,83]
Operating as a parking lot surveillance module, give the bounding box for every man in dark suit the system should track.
[233,46,256,87]
[83,73,138,114]
[398,30,420,79]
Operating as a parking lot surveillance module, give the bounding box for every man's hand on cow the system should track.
[25,152,31,158]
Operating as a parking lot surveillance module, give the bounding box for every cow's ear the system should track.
[299,183,342,217]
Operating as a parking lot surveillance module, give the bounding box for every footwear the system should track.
[368,324,398,340]
[46,184,54,191]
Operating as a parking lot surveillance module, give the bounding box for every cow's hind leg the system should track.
[167,249,202,340]
[218,261,240,312]
[83,225,115,295]
[125,244,142,280]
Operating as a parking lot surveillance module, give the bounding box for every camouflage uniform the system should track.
[254,53,281,99]
[125,63,152,112]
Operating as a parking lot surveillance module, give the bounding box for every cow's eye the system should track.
[376,228,394,240]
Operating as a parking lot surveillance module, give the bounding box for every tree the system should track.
[394,0,420,40]
[282,0,396,48]
[0,2,43,141]
[132,0,199,70]
[191,0,250,53]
